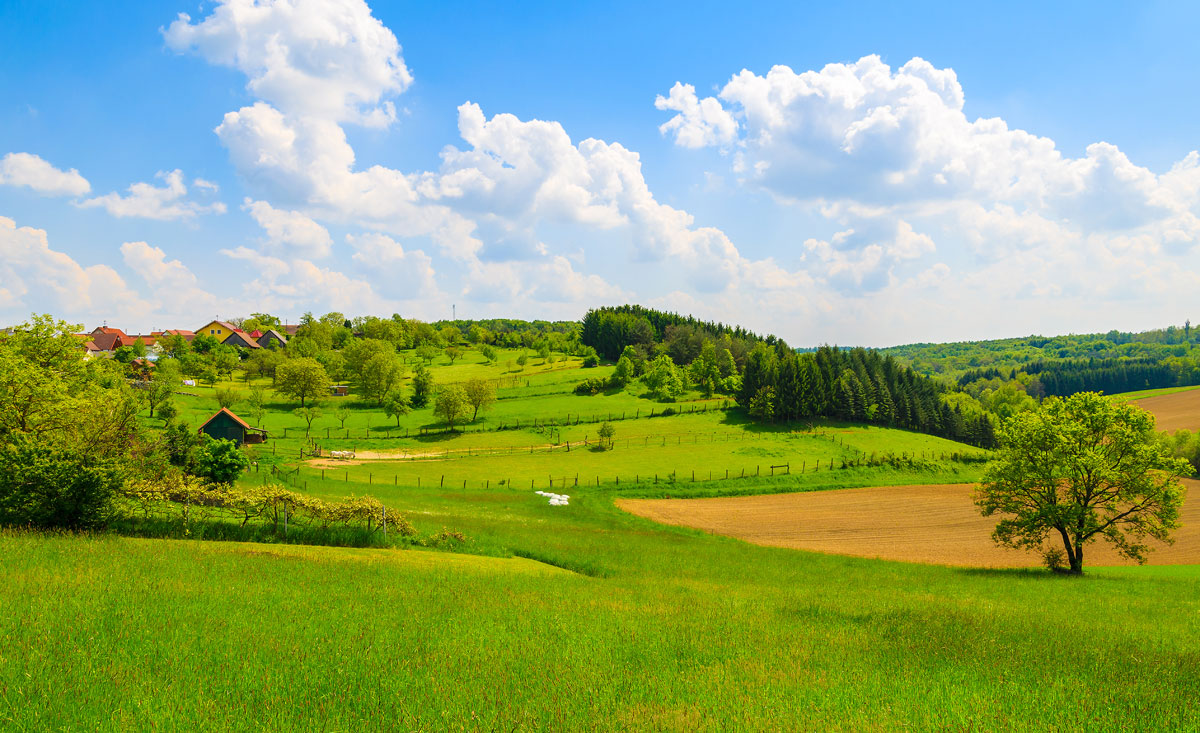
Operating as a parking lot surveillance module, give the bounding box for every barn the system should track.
[198,408,267,445]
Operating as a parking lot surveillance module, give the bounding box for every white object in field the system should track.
[534,491,570,506]
[330,450,356,459]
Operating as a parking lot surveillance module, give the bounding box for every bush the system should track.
[0,438,124,529]
[582,354,600,368]
[574,378,608,396]
[195,436,250,484]
[1042,546,1066,572]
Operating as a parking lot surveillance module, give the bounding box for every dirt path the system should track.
[1134,388,1200,433]
[618,480,1200,567]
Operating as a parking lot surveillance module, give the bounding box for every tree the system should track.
[359,352,404,405]
[292,405,323,439]
[145,360,179,418]
[382,391,410,426]
[479,344,498,363]
[433,385,469,432]
[248,387,268,427]
[749,386,776,421]
[214,386,241,410]
[0,436,124,529]
[411,365,434,407]
[445,345,463,364]
[211,345,239,380]
[334,406,350,429]
[597,421,616,450]
[462,378,496,421]
[275,358,331,407]
[976,392,1191,574]
[157,400,178,424]
[195,436,250,484]
[415,344,440,364]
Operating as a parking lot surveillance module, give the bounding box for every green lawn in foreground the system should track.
[11,354,1189,728]
[3,518,1198,730]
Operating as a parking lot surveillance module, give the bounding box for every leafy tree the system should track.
[597,421,616,450]
[359,352,405,405]
[157,400,178,424]
[164,422,202,472]
[275,358,331,407]
[462,378,496,421]
[977,392,1191,574]
[248,387,268,427]
[434,385,469,432]
[382,391,410,426]
[334,406,350,429]
[0,436,124,529]
[415,344,440,364]
[214,386,241,410]
[479,344,498,363]
[113,345,136,364]
[611,354,635,386]
[445,345,463,364]
[194,436,250,485]
[160,333,191,359]
[411,365,434,408]
[643,355,685,400]
[211,345,239,379]
[145,359,179,418]
[292,406,323,439]
[515,353,528,370]
[191,332,218,354]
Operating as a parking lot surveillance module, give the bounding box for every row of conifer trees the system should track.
[740,345,998,448]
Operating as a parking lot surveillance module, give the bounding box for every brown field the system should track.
[618,479,1200,567]
[1135,388,1200,433]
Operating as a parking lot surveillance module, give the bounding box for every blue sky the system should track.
[2,0,1198,345]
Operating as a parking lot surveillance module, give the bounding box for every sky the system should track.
[2,0,1199,347]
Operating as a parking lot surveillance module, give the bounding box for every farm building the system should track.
[223,330,262,350]
[198,408,267,446]
[256,329,288,349]
[330,385,350,397]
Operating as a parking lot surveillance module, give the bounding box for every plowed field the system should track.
[618,480,1200,567]
[1135,387,1200,433]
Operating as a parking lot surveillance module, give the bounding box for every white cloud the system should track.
[0,216,146,324]
[244,198,332,257]
[345,232,439,297]
[221,245,396,314]
[655,82,738,149]
[0,152,91,196]
[164,0,411,128]
[79,170,226,221]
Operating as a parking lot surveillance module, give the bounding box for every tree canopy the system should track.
[976,392,1191,573]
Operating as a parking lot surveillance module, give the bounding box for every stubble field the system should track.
[619,479,1200,567]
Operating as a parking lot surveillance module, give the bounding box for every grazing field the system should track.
[1129,386,1200,433]
[619,479,1200,567]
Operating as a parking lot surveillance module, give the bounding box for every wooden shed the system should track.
[330,385,350,397]
[198,408,267,445]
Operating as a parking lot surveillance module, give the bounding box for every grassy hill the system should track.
[4,331,1199,729]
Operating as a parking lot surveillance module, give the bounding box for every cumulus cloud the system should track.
[244,198,333,257]
[655,82,738,149]
[164,0,411,128]
[0,152,91,196]
[79,169,226,220]
[0,216,146,323]
[221,245,397,314]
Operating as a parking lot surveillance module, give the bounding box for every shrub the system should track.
[195,436,250,484]
[582,354,600,368]
[1042,546,1066,572]
[574,378,608,396]
[0,437,124,529]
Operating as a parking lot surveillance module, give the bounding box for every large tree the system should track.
[433,385,469,432]
[275,358,331,407]
[462,378,496,421]
[359,352,405,405]
[976,392,1190,574]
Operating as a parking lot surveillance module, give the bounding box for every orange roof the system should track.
[200,407,251,431]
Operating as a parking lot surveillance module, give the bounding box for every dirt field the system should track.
[618,480,1200,567]
[1135,388,1200,433]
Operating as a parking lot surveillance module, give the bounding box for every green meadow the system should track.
[3,343,1198,730]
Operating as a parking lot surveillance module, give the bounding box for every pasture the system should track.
[619,479,1200,567]
[4,342,1199,729]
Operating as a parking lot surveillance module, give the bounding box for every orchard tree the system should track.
[195,436,249,485]
[434,385,469,432]
[382,391,410,426]
[462,378,496,421]
[360,352,404,405]
[275,357,331,407]
[214,386,241,410]
[977,392,1191,574]
[292,405,323,439]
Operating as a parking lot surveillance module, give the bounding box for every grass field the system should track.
[4,346,1199,729]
